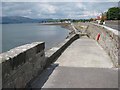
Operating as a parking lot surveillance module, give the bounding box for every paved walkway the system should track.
[55,36,113,68]
[31,36,118,88]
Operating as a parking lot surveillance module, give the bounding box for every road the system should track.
[104,21,119,31]
[93,20,119,31]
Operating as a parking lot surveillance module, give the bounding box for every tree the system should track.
[101,13,105,22]
[106,7,120,20]
[90,18,93,21]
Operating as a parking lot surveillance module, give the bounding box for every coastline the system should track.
[40,22,76,37]
[39,22,70,25]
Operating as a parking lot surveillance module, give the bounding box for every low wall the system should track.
[85,23,120,67]
[1,34,79,89]
[45,34,79,67]
[1,42,46,88]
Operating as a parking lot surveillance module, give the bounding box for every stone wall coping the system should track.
[0,42,44,63]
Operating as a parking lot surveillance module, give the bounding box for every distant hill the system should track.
[1,16,50,24]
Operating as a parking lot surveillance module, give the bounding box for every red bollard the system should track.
[96,33,100,41]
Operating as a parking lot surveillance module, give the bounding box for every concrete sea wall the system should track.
[0,34,79,89]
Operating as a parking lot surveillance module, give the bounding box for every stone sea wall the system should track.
[85,23,119,67]
[1,42,46,88]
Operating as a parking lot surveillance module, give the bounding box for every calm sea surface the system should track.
[2,23,69,53]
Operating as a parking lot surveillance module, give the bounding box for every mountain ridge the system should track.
[1,16,51,24]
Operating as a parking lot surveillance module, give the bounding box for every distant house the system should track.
[96,14,106,25]
[97,16,101,20]
[64,21,71,23]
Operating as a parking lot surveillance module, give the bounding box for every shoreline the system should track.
[39,22,70,25]
[40,22,76,36]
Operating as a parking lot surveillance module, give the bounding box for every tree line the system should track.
[106,7,120,20]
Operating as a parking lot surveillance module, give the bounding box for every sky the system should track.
[1,1,119,19]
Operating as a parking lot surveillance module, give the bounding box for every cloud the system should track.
[35,3,57,14]
[1,0,120,2]
[2,2,118,19]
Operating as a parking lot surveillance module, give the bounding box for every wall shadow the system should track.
[29,63,59,89]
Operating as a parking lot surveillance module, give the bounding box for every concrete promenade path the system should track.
[31,36,118,88]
